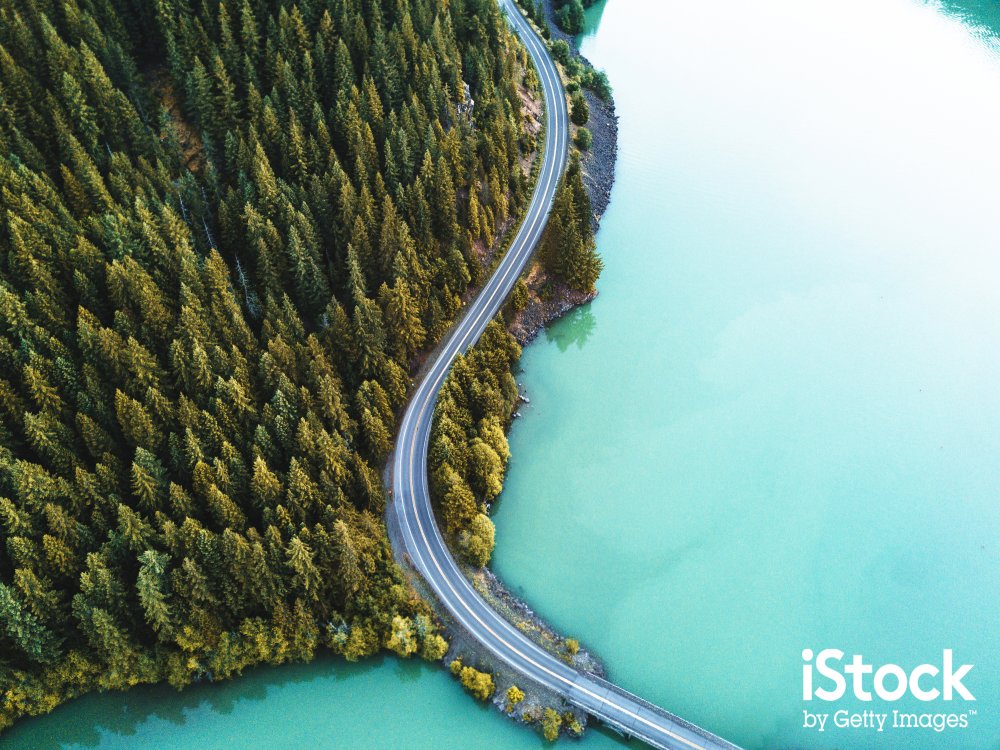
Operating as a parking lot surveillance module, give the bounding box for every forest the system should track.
[0,0,544,730]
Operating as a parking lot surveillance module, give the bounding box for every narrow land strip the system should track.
[388,2,742,749]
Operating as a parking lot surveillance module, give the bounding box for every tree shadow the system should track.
[544,304,597,352]
[578,0,610,41]
[2,654,389,749]
[589,721,643,747]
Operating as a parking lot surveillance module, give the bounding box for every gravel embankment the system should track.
[541,0,619,221]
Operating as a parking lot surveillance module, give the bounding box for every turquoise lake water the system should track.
[6,1,1000,748]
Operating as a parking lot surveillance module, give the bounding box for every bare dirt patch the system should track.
[148,69,205,174]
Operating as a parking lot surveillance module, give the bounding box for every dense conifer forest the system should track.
[0,0,543,730]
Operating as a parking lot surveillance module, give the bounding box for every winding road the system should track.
[388,2,742,749]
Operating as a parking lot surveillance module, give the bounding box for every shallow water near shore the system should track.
[6,1,1000,748]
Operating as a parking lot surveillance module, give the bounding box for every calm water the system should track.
[7,1,1000,748]
[493,0,1000,747]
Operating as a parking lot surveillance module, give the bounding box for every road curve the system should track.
[389,3,742,749]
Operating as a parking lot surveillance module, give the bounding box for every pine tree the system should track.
[380,280,426,363]
[539,162,603,293]
[136,550,172,635]
[0,582,62,665]
[285,535,321,601]
[430,153,458,243]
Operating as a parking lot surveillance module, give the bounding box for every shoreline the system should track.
[540,0,619,219]
[510,0,619,345]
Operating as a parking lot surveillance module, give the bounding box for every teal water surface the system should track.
[1,657,563,749]
[7,1,1000,749]
[492,0,1000,747]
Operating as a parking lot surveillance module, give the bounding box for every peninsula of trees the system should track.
[0,0,542,731]
[430,155,601,571]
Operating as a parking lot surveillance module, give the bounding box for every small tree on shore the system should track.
[542,707,563,741]
[506,685,526,712]
[421,633,449,661]
[459,665,495,700]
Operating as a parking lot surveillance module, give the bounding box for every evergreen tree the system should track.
[539,156,603,293]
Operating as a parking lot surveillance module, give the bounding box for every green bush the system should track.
[583,69,613,100]
[551,39,571,65]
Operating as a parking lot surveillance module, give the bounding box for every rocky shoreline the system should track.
[541,0,619,221]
